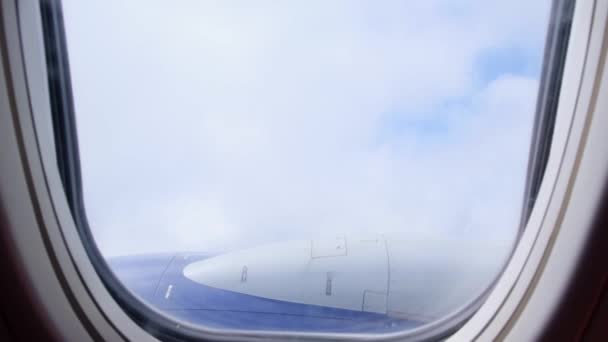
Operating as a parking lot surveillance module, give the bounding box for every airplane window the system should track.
[47,0,557,338]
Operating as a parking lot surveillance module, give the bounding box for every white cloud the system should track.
[62,0,549,257]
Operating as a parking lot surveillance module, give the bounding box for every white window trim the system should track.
[455,0,608,340]
[0,0,606,341]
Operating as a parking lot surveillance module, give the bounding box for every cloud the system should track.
[62,0,549,257]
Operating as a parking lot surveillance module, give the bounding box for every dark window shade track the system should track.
[520,0,575,229]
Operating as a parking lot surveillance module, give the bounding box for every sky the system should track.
[62,0,550,257]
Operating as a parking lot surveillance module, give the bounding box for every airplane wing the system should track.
[109,235,509,333]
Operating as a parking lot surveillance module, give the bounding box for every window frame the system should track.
[455,0,608,340]
[0,0,606,340]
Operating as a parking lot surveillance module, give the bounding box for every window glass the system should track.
[61,0,550,334]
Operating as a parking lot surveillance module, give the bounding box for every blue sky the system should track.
[380,42,546,146]
[62,0,550,257]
